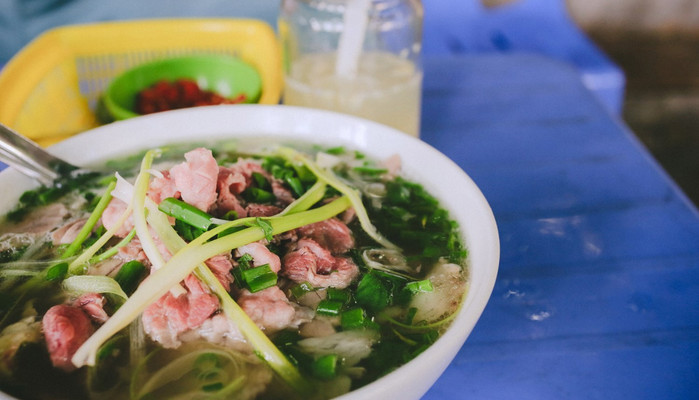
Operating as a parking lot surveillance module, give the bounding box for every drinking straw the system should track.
[335,0,372,78]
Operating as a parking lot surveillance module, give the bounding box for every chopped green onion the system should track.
[45,262,68,282]
[18,190,38,206]
[356,273,391,312]
[233,254,278,293]
[284,175,305,197]
[242,187,275,203]
[341,308,367,330]
[241,264,278,293]
[311,354,338,380]
[202,382,224,392]
[114,260,147,295]
[325,146,346,155]
[405,307,418,325]
[326,288,350,304]
[223,210,238,220]
[405,279,433,294]
[0,246,27,263]
[158,197,213,231]
[194,352,221,369]
[237,253,254,269]
[316,299,343,316]
[38,187,64,204]
[353,166,388,176]
[174,219,206,241]
[290,282,315,299]
[251,172,270,190]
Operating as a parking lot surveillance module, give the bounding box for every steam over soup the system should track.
[0,142,468,400]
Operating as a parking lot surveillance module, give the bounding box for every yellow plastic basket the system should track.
[0,18,283,147]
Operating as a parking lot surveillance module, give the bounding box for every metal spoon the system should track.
[0,122,80,185]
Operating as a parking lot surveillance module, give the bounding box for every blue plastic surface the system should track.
[419,54,698,399]
[422,0,626,114]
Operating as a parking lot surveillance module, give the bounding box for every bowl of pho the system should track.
[0,105,499,400]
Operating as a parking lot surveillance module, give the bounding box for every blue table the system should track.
[1,52,698,399]
[419,54,699,399]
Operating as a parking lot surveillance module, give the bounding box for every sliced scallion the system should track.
[114,260,147,296]
[240,264,278,293]
[326,288,350,304]
[45,262,68,282]
[158,197,213,231]
[340,308,367,330]
[316,299,343,316]
[290,281,315,299]
[405,279,433,294]
[311,354,339,380]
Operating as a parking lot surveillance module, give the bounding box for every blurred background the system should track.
[566,0,699,206]
[0,0,697,204]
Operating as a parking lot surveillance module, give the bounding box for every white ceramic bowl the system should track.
[0,105,499,400]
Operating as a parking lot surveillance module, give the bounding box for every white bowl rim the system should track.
[0,105,499,400]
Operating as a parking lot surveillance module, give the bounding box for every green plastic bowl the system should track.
[103,54,262,121]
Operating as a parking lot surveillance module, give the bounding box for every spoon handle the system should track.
[0,123,78,185]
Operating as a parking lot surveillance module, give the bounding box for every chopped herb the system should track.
[245,217,274,242]
[0,246,27,263]
[251,172,271,190]
[158,197,213,231]
[356,272,391,312]
[326,287,350,304]
[241,264,278,293]
[233,253,278,293]
[284,176,305,197]
[223,210,238,220]
[316,299,343,316]
[353,166,388,176]
[6,171,103,223]
[311,354,338,380]
[290,282,315,299]
[405,307,418,325]
[340,308,367,330]
[325,146,345,155]
[45,262,68,282]
[365,177,467,264]
[202,382,224,392]
[114,260,147,295]
[242,187,275,203]
[405,279,433,294]
[174,219,206,241]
